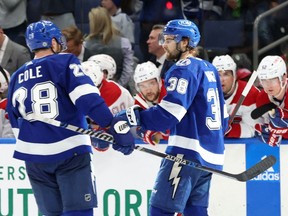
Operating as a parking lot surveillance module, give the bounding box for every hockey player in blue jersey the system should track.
[118,19,229,215]
[6,20,135,216]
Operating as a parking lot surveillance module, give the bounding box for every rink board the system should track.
[0,138,287,216]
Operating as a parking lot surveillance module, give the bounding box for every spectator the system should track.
[147,24,174,79]
[133,61,168,145]
[0,27,31,75]
[40,0,76,30]
[0,0,27,46]
[254,55,288,146]
[0,66,14,138]
[85,7,134,88]
[212,54,260,138]
[101,0,135,44]
[62,26,92,62]
[138,0,185,62]
[223,0,244,19]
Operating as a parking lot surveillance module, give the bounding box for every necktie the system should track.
[155,61,161,68]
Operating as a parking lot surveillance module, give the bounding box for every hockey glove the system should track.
[136,127,159,145]
[115,105,142,127]
[107,116,135,155]
[255,123,282,147]
[91,136,110,152]
[269,108,288,128]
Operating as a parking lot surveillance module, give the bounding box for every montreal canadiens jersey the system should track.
[7,53,113,162]
[0,98,14,138]
[99,79,134,114]
[225,80,260,138]
[140,57,229,170]
[256,86,288,139]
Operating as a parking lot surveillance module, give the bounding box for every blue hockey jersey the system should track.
[7,53,113,162]
[140,57,229,170]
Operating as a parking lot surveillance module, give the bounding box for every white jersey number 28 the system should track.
[12,81,59,119]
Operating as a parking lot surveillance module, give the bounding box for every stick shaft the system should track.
[229,70,258,124]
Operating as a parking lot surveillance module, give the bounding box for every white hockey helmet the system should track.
[0,67,10,93]
[257,55,287,80]
[134,61,160,89]
[212,55,237,76]
[81,61,103,87]
[88,54,116,79]
[212,54,237,96]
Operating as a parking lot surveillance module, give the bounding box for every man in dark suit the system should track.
[147,24,174,79]
[62,26,92,62]
[0,27,31,75]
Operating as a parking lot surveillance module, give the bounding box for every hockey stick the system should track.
[251,102,277,119]
[25,114,115,142]
[135,146,276,182]
[27,115,276,182]
[229,70,258,125]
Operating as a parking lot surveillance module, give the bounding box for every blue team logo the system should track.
[176,59,191,67]
[252,155,280,181]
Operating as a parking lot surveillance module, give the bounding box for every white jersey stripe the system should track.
[159,100,187,122]
[168,135,225,165]
[15,134,91,155]
[69,84,100,104]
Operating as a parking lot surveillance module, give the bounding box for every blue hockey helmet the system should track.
[162,19,200,48]
[25,20,67,52]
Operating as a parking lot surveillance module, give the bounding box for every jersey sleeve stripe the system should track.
[69,84,100,104]
[159,100,187,122]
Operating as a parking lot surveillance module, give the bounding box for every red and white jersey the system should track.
[226,80,260,138]
[134,79,167,109]
[256,85,288,139]
[99,79,134,115]
[0,98,14,138]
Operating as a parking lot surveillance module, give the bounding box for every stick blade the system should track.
[236,155,276,182]
[251,103,277,119]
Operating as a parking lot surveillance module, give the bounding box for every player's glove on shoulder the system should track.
[108,115,135,155]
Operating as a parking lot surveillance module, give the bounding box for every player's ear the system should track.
[51,38,62,53]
